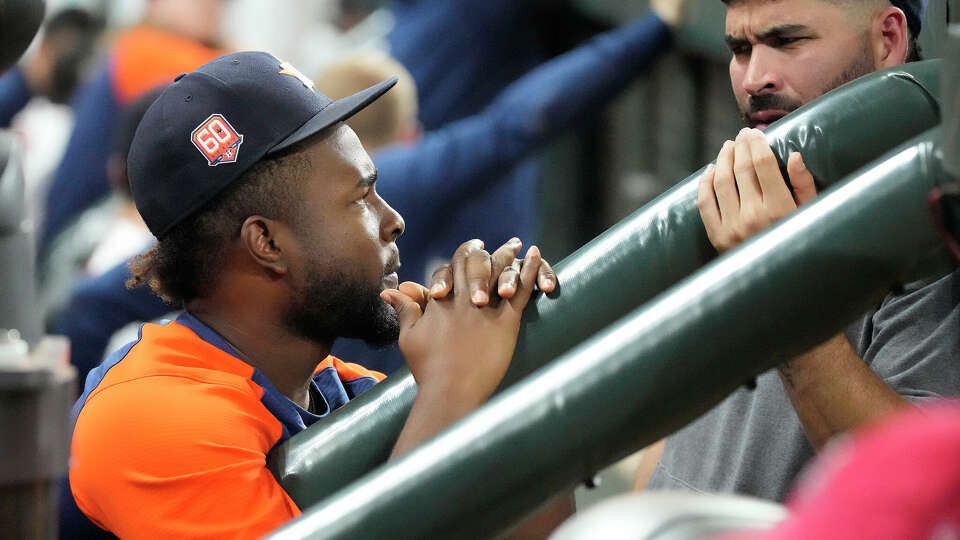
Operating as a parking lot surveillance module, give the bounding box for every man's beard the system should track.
[740,34,876,128]
[822,36,876,93]
[283,266,400,348]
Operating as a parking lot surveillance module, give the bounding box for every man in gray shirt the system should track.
[639,0,960,502]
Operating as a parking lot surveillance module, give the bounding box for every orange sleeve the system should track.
[70,375,300,539]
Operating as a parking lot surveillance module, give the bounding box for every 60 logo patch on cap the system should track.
[191,113,243,166]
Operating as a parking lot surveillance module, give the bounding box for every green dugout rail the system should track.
[271,127,953,539]
[266,60,943,507]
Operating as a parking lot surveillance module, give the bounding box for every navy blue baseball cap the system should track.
[892,0,926,37]
[128,51,397,239]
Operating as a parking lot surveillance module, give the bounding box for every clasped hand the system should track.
[698,127,819,253]
[380,238,556,405]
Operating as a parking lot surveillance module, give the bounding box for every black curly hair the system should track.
[127,143,312,305]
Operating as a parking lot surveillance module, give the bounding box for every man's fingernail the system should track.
[472,290,487,304]
[431,283,444,295]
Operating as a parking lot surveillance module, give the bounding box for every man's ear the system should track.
[240,216,289,275]
[873,6,910,69]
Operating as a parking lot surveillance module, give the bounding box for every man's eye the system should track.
[772,37,802,48]
[730,44,751,57]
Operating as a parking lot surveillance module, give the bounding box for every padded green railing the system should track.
[270,127,951,539]
[266,60,943,509]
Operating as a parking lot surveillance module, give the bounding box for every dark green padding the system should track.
[266,60,943,508]
[269,128,950,539]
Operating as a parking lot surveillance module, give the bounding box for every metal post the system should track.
[0,333,76,539]
[0,123,74,537]
[0,133,41,345]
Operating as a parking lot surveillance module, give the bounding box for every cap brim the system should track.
[268,76,398,154]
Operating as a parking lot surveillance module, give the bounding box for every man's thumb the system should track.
[381,289,423,330]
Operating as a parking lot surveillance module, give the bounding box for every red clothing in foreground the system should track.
[727,402,960,539]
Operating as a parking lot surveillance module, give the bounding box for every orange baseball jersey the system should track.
[64,312,384,539]
[110,25,225,105]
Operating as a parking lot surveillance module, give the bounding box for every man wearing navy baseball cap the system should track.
[63,51,561,537]
[640,0,960,506]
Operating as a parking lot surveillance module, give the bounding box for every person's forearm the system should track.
[390,380,486,458]
[778,332,910,450]
[375,13,672,217]
[632,438,665,491]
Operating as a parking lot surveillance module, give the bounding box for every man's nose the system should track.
[380,197,405,243]
[742,48,781,96]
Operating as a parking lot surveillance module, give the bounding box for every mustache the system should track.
[384,256,401,276]
[747,93,802,115]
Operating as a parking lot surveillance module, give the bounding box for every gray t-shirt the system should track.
[647,269,960,502]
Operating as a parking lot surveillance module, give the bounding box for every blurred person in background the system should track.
[0,8,103,125]
[53,0,692,381]
[314,52,420,152]
[638,0,960,505]
[381,0,617,288]
[387,0,615,131]
[36,0,227,264]
[40,87,161,329]
[0,8,103,221]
